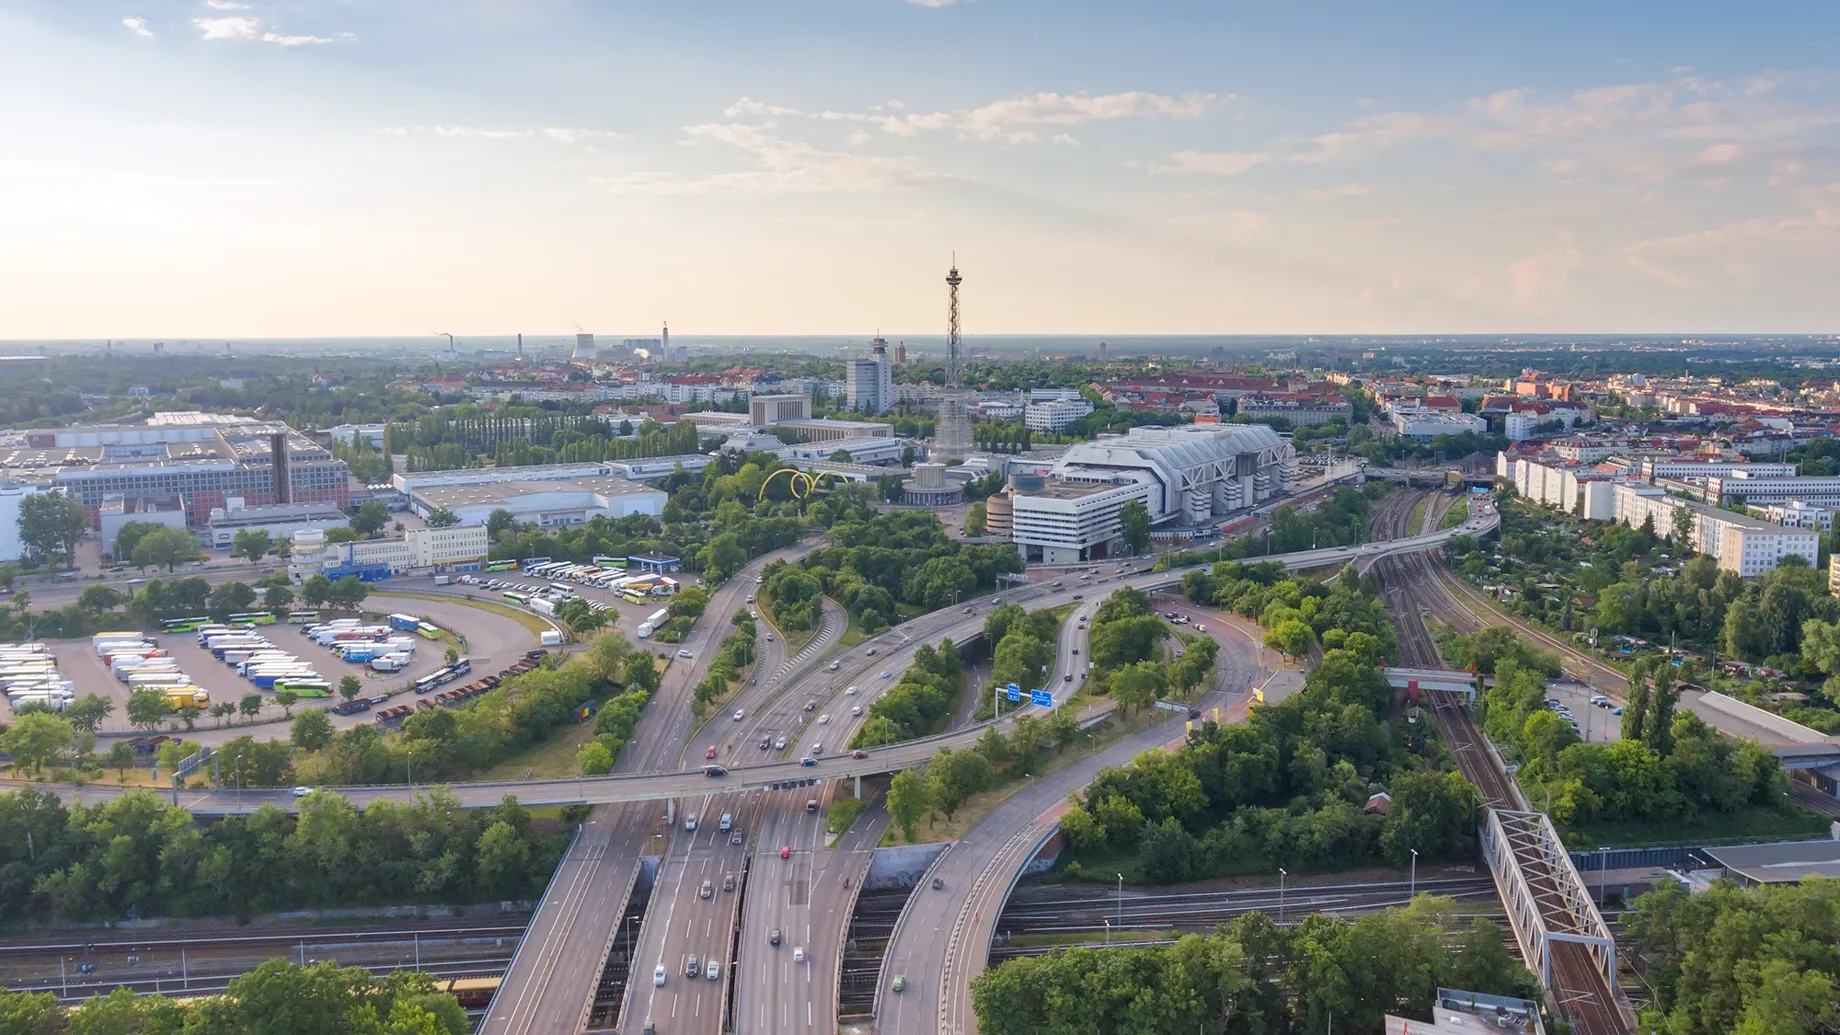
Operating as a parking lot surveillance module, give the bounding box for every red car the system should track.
[851,749,868,759]
[780,845,791,859]
[705,745,718,759]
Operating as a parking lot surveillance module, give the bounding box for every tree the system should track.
[208,580,257,620]
[339,675,363,702]
[964,501,987,537]
[300,573,333,607]
[328,575,369,610]
[230,528,274,562]
[112,520,161,564]
[63,694,113,734]
[292,709,334,751]
[1111,661,1164,717]
[209,701,237,726]
[577,740,614,776]
[424,508,461,528]
[131,525,202,571]
[0,712,73,773]
[486,508,518,539]
[273,689,300,718]
[264,582,295,610]
[76,585,123,616]
[1118,498,1151,555]
[887,766,930,842]
[444,646,461,667]
[350,500,390,537]
[1264,618,1317,660]
[18,491,88,568]
[106,740,135,781]
[125,689,175,731]
[324,527,362,544]
[926,747,997,821]
[238,692,264,720]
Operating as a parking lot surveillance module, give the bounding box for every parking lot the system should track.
[1545,678,1622,744]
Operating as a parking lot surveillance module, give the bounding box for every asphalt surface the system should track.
[878,613,1277,1035]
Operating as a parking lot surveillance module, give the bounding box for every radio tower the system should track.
[933,258,973,461]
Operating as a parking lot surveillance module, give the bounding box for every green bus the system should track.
[593,555,627,570]
[274,679,332,698]
[416,621,442,640]
[227,612,278,627]
[485,559,518,572]
[161,616,210,633]
[288,611,321,625]
[621,590,648,605]
[503,591,529,605]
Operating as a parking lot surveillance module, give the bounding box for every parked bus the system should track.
[274,678,332,697]
[520,556,553,571]
[228,612,278,626]
[484,559,518,572]
[548,582,576,598]
[414,621,441,640]
[593,555,627,570]
[621,590,648,605]
[288,611,322,624]
[162,616,210,633]
[503,591,529,605]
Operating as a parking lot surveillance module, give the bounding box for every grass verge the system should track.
[827,796,868,835]
[371,591,553,638]
[754,594,814,655]
[1555,806,1832,849]
[476,721,601,780]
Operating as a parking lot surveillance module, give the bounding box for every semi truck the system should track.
[370,653,412,673]
[388,613,421,632]
[162,686,210,708]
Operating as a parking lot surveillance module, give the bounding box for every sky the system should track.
[3,1,1839,338]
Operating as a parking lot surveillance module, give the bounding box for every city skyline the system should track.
[4,1,1839,337]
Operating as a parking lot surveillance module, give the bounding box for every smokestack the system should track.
[270,431,292,504]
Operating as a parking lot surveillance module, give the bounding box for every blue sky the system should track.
[3,1,1838,337]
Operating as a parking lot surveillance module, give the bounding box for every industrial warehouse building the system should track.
[406,476,666,527]
[1008,424,1296,564]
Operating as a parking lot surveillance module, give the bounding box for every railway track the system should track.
[15,954,514,1003]
[995,876,1502,936]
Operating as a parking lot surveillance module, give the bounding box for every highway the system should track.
[19,510,1495,817]
[878,611,1279,1035]
[480,546,802,1035]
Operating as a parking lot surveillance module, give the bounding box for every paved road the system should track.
[12,513,1495,814]
[480,546,804,1035]
[879,613,1277,1035]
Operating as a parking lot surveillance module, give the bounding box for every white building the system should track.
[206,502,349,549]
[749,394,811,425]
[1010,424,1295,563]
[1029,387,1085,403]
[1392,409,1488,439]
[324,424,387,449]
[1024,398,1095,432]
[1705,473,1840,506]
[1503,411,1541,442]
[393,462,613,495]
[0,483,44,563]
[845,338,894,414]
[1637,459,1796,482]
[1612,483,1819,577]
[1496,452,1631,520]
[1754,499,1836,532]
[601,455,714,482]
[407,476,667,527]
[289,524,490,580]
[772,418,895,444]
[773,437,905,465]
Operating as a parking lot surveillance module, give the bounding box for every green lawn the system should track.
[755,594,814,654]
[826,796,868,835]
[476,720,601,780]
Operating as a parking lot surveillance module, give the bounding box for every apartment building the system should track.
[1612,483,1818,577]
[1023,398,1095,432]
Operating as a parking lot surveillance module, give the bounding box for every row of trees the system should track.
[972,897,1537,1035]
[0,787,562,924]
[1183,559,1397,665]
[799,511,1024,625]
[1465,630,1791,831]
[688,612,759,720]
[850,639,965,748]
[884,707,1092,840]
[1076,588,1218,716]
[0,959,470,1035]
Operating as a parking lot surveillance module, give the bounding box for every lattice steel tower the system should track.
[934,258,973,460]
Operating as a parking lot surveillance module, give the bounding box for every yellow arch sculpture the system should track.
[759,467,845,501]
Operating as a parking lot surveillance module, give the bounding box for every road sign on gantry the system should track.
[1007,683,1021,702]
[1029,689,1053,708]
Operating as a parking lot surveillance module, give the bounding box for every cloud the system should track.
[722,90,1209,142]
[390,125,624,146]
[193,14,342,45]
[1624,193,1840,290]
[120,16,153,37]
[1052,133,1080,146]
[1151,150,1269,176]
[610,123,948,196]
[904,0,963,6]
[201,0,248,8]
[1301,182,1371,199]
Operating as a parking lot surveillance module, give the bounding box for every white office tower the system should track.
[932,263,974,461]
[846,336,894,414]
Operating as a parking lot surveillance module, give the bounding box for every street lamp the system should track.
[1116,873,1124,935]
[1278,867,1287,925]
[1409,849,1418,899]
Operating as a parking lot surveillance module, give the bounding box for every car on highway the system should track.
[703,764,728,777]
[1071,647,1079,654]
[707,958,721,980]
[851,705,862,716]
[1072,594,1083,600]
[880,670,892,679]
[770,928,782,946]
[810,743,822,755]
[793,946,805,964]
[780,844,791,859]
[803,700,816,711]
[677,649,693,659]
[891,975,906,993]
[866,647,878,657]
[654,965,667,986]
[730,830,742,845]
[845,685,858,694]
[828,661,840,671]
[733,709,745,721]
[685,955,699,977]
[292,786,315,798]
[961,606,973,614]
[1064,673,1073,682]
[700,880,713,899]
[851,749,868,759]
[705,745,718,759]
[818,713,830,724]
[723,874,735,892]
[685,814,698,831]
[775,736,788,749]
[758,737,771,750]
[800,756,816,766]
[764,633,774,642]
